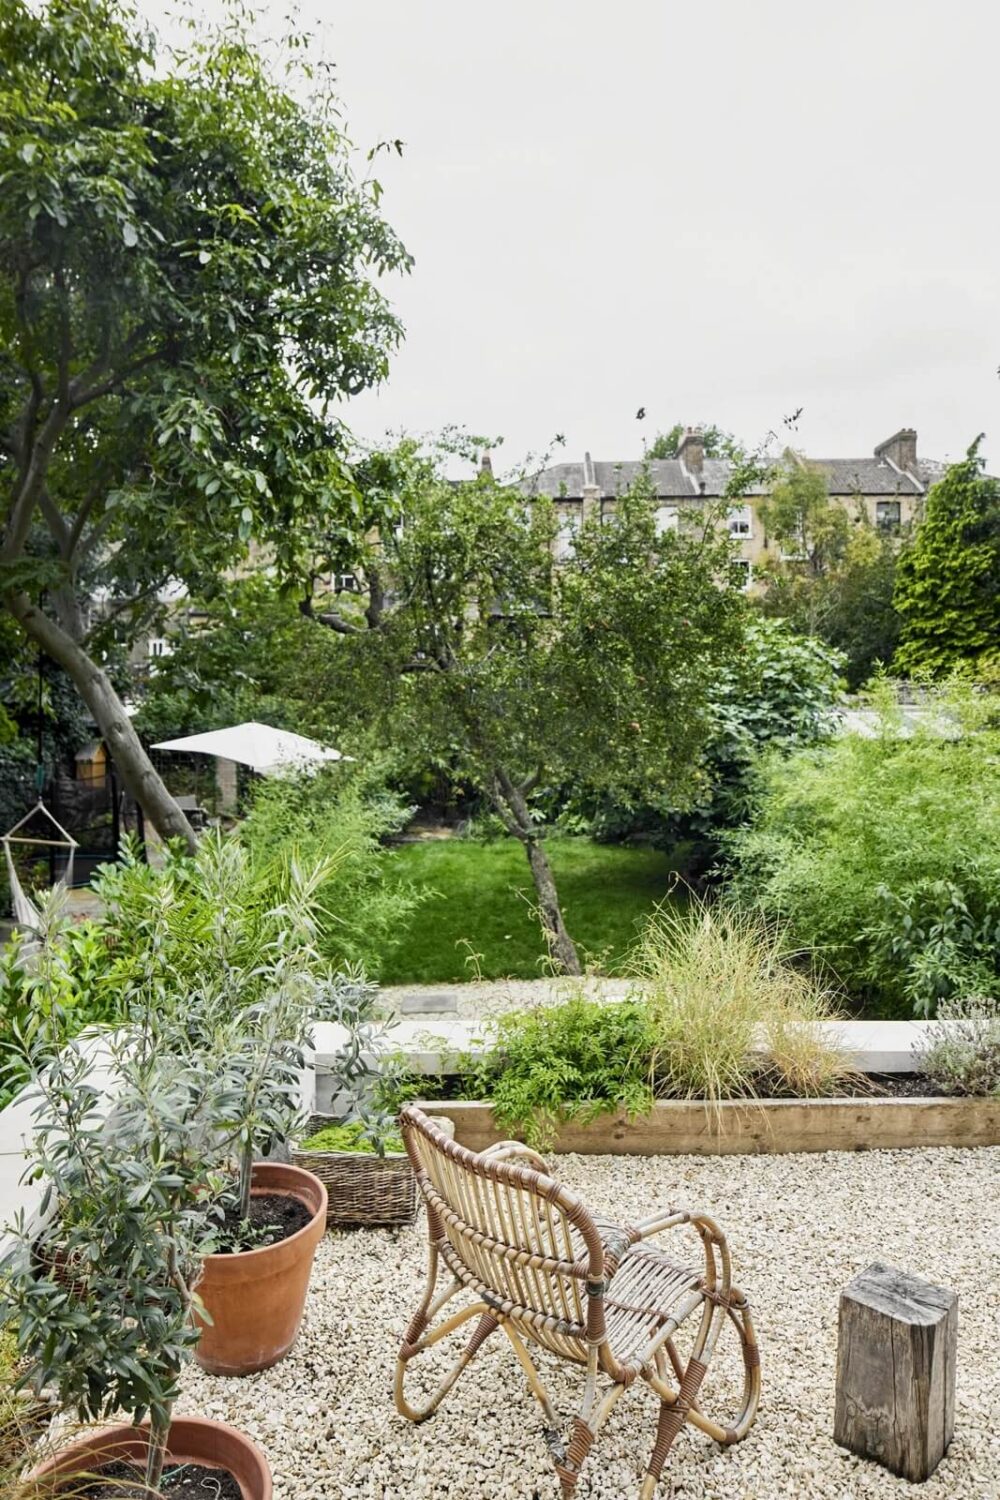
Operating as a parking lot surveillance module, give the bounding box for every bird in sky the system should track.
[635,407,646,421]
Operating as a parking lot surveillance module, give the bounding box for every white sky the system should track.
[145,0,1000,473]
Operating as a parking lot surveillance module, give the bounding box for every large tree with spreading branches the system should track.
[313,445,748,973]
[0,0,409,847]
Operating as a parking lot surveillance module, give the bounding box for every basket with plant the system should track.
[290,985,429,1226]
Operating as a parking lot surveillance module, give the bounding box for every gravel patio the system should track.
[178,1145,1000,1499]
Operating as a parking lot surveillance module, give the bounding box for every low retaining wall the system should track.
[416,1096,1000,1156]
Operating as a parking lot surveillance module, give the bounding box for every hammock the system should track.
[2,801,78,934]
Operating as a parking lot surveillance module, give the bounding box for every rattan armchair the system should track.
[395,1106,760,1497]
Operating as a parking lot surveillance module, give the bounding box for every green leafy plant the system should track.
[479,995,657,1149]
[0,0,409,847]
[0,893,115,1109]
[915,996,1000,1097]
[239,760,424,977]
[299,1119,404,1155]
[725,692,1000,1015]
[894,441,1000,677]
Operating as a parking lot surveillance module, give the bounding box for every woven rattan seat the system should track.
[395,1107,761,1497]
[604,1246,704,1368]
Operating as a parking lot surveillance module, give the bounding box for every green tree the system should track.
[893,441,1000,677]
[758,453,851,597]
[132,574,345,743]
[760,521,902,689]
[0,0,409,849]
[756,452,905,686]
[648,422,739,460]
[316,446,747,974]
[569,616,844,866]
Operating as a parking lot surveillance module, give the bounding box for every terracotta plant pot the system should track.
[194,1160,327,1376]
[32,1416,272,1500]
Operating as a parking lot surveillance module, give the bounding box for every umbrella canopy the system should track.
[152,721,346,775]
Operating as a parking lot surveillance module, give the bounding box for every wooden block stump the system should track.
[834,1263,957,1482]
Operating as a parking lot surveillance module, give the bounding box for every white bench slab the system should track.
[312,1015,940,1079]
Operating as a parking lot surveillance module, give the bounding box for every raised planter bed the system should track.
[416,1095,1000,1156]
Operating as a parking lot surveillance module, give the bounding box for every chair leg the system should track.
[554,1416,596,1497]
[640,1356,708,1498]
[395,1299,499,1422]
[664,1287,761,1448]
[550,1377,627,1497]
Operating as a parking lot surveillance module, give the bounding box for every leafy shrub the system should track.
[0,895,115,1108]
[240,759,423,976]
[636,901,854,1105]
[726,694,1000,1015]
[916,996,1000,1097]
[299,1118,404,1154]
[480,995,657,1149]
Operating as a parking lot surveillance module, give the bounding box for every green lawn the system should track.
[378,837,685,984]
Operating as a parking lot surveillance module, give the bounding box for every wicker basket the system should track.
[290,1114,420,1227]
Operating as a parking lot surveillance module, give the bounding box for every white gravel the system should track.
[178,1146,1000,1499]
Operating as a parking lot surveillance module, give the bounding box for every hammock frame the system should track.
[2,800,79,932]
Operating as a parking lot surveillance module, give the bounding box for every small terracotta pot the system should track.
[31,1416,272,1500]
[193,1160,327,1376]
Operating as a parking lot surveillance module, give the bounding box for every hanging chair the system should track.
[2,800,78,934]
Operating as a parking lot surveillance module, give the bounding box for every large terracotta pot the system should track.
[32,1416,272,1500]
[194,1160,327,1376]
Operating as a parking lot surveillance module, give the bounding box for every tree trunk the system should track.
[6,593,197,852]
[486,764,581,974]
[145,1407,172,1492]
[522,834,582,975]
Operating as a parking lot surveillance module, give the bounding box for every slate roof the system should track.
[523,453,939,501]
[811,458,924,496]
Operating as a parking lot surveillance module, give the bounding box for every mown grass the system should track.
[378,836,685,984]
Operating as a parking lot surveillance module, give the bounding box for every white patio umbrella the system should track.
[152,721,347,775]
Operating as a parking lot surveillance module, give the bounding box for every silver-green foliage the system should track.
[2,1029,226,1491]
[916,996,1000,1097]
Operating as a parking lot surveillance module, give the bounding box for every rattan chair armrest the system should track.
[480,1140,551,1173]
[633,1208,734,1303]
[633,1209,696,1240]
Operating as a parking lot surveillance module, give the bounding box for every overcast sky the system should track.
[149,0,1000,473]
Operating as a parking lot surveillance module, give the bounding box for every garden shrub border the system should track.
[415,1095,1000,1156]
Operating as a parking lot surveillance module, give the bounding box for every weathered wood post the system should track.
[834,1263,957,1482]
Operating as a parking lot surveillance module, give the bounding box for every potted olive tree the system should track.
[88,845,334,1377]
[1,1027,273,1498]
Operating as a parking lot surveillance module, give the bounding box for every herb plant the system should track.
[916,995,1000,1097]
